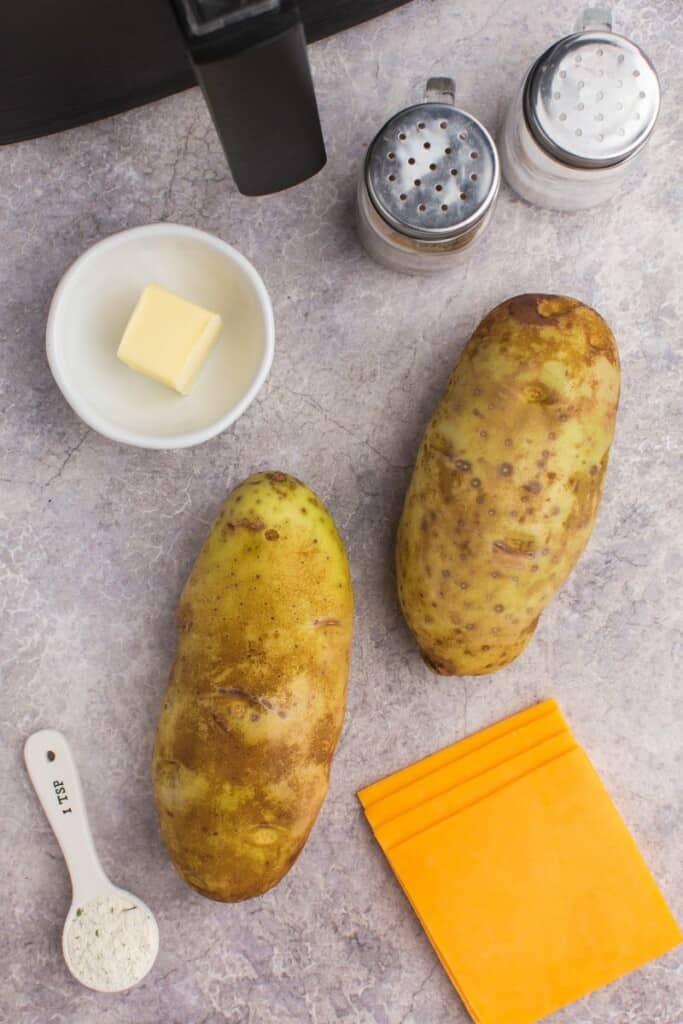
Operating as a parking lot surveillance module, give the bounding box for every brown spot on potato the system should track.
[421,652,450,674]
[493,536,537,557]
[227,518,266,532]
[471,478,481,488]
[507,294,561,326]
[585,322,619,366]
[210,711,231,735]
[498,462,513,477]
[177,603,193,632]
[308,713,338,765]
[429,435,455,460]
[265,529,280,541]
[524,382,558,405]
[523,480,541,494]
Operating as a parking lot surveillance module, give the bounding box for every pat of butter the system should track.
[116,283,222,395]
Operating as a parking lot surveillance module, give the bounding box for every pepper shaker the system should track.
[357,78,500,274]
[499,6,660,211]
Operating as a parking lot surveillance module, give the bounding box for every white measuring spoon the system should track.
[24,729,159,992]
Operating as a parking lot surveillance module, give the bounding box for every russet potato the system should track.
[397,294,620,676]
[153,472,353,901]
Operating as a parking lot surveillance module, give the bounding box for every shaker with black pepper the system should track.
[357,78,500,274]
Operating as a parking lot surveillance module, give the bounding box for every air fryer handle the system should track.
[173,4,326,196]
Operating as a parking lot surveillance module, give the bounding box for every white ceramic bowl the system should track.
[46,223,274,449]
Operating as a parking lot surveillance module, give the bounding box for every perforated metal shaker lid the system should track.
[524,29,660,168]
[365,78,499,241]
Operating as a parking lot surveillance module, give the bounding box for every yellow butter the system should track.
[116,283,222,395]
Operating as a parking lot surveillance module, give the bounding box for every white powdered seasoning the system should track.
[65,893,156,992]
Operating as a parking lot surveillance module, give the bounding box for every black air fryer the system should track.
[0,0,412,195]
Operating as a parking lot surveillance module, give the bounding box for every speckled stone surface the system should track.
[1,1,681,1021]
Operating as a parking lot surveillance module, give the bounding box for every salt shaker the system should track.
[357,78,500,274]
[499,6,660,211]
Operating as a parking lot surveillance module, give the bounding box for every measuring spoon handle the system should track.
[24,730,108,903]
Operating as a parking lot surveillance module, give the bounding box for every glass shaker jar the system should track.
[499,7,660,211]
[357,78,500,274]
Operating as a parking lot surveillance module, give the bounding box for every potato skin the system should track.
[153,472,353,901]
[397,295,620,676]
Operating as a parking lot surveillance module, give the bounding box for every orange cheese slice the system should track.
[384,746,682,1024]
[358,698,557,811]
[377,729,575,851]
[365,705,568,830]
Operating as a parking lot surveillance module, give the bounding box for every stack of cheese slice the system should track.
[358,698,681,1024]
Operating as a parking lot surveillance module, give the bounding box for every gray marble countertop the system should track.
[2,1,681,1022]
